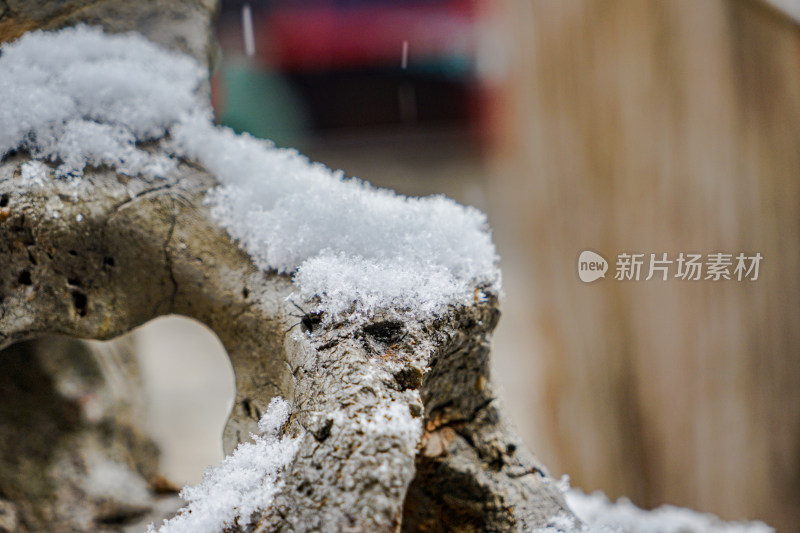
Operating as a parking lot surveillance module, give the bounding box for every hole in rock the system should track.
[17,270,32,286]
[71,290,88,316]
[133,315,236,485]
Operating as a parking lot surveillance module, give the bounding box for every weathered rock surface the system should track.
[0,1,575,531]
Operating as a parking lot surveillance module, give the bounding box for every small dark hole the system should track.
[95,508,148,526]
[362,321,405,345]
[301,313,322,334]
[71,290,88,317]
[297,479,315,497]
[17,270,32,286]
[312,418,333,442]
[103,256,115,267]
[67,278,81,287]
[242,287,249,299]
[68,250,77,256]
[0,194,8,207]
[393,366,423,391]
[241,398,261,420]
[489,457,505,472]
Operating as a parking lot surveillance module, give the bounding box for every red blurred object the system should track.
[262,0,477,71]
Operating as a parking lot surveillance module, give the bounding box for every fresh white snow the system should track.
[0,25,499,323]
[0,26,201,178]
[535,477,774,533]
[146,398,299,533]
[169,111,499,321]
[564,489,774,533]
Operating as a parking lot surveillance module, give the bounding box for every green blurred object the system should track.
[217,59,308,148]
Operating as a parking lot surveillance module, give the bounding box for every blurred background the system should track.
[132,1,800,531]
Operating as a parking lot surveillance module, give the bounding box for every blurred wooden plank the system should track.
[762,0,800,24]
[491,0,800,530]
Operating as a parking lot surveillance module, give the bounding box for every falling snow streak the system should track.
[242,4,255,57]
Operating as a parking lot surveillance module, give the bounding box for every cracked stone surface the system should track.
[0,147,574,532]
[0,1,576,531]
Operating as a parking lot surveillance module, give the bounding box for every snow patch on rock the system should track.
[147,398,299,533]
[0,26,499,323]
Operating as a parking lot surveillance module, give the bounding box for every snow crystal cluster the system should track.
[537,478,773,533]
[0,25,499,322]
[0,26,203,178]
[173,115,499,320]
[317,396,422,455]
[357,399,423,446]
[147,398,299,533]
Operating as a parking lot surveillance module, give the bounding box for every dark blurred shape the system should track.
[287,67,469,130]
[213,0,486,140]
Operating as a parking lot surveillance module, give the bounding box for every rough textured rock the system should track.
[0,336,179,532]
[0,147,573,533]
[0,0,219,68]
[0,1,575,531]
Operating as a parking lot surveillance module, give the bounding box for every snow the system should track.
[1,25,499,322]
[355,398,423,454]
[170,113,498,321]
[308,394,422,458]
[0,25,779,533]
[534,478,774,533]
[241,4,256,57]
[147,398,300,533]
[19,160,48,187]
[0,26,202,177]
[563,490,773,533]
